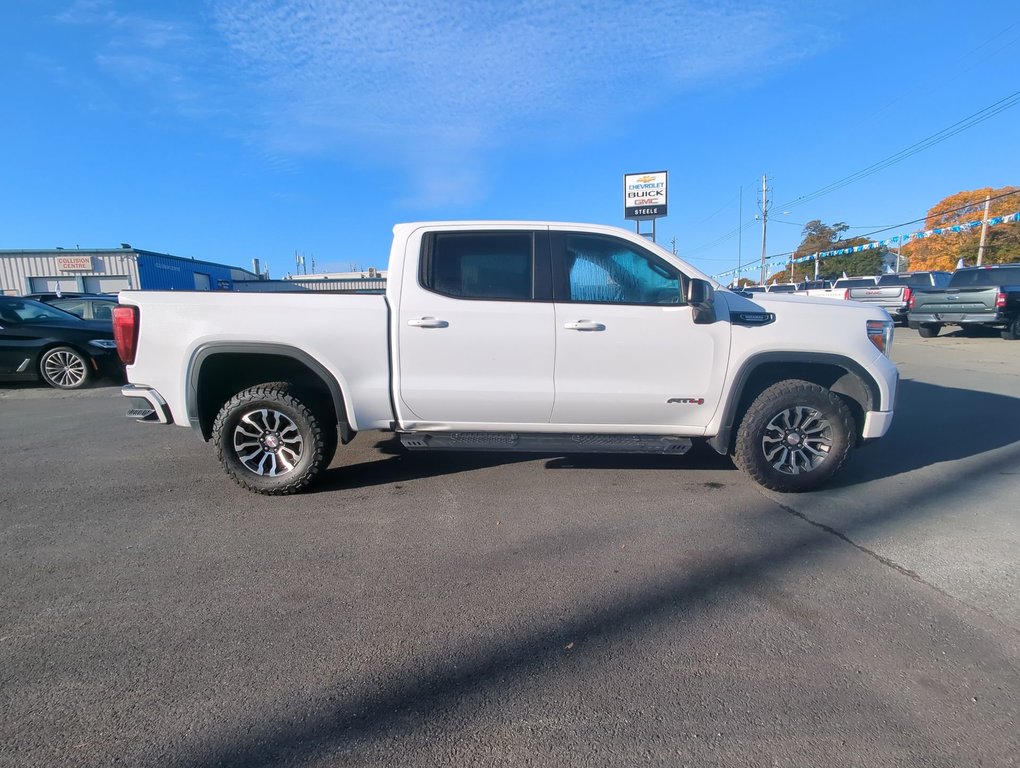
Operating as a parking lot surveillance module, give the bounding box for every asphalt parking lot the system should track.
[1,329,1018,767]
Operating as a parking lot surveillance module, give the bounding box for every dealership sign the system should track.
[56,256,94,271]
[624,171,668,220]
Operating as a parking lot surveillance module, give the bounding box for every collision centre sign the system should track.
[624,171,668,220]
[56,256,94,271]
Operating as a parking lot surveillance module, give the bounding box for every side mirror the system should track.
[686,278,716,324]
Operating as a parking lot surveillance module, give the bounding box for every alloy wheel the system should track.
[233,408,304,476]
[761,406,833,475]
[43,350,87,388]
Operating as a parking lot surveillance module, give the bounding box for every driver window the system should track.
[565,234,682,305]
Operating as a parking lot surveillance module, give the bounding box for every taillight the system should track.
[995,291,1007,308]
[112,305,139,365]
[843,289,850,300]
[904,287,913,308]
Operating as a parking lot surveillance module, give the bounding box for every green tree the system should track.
[767,220,885,283]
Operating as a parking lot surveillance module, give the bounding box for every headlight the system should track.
[89,339,117,350]
[866,319,894,356]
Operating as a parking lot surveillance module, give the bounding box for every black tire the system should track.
[212,382,334,495]
[732,379,855,493]
[39,346,93,390]
[917,323,941,338]
[1001,316,1020,341]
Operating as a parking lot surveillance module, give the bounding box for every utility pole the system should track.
[737,186,742,287]
[976,193,992,266]
[759,174,770,284]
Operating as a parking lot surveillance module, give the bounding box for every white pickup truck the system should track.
[800,276,879,300]
[114,221,898,495]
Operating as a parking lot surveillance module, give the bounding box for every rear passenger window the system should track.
[424,233,533,300]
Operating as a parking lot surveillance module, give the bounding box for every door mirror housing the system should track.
[686,279,716,324]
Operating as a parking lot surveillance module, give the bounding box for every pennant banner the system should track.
[712,210,1020,280]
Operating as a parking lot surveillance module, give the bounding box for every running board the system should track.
[399,432,693,455]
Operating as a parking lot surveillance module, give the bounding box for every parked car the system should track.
[0,297,122,389]
[737,283,797,295]
[43,294,119,321]
[908,264,1020,339]
[846,271,952,325]
[802,276,879,300]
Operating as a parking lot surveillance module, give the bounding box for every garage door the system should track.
[29,277,72,293]
[83,276,131,293]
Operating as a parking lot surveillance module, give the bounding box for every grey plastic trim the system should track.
[706,352,884,455]
[185,342,351,439]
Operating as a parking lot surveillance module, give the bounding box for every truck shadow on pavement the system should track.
[837,378,1020,485]
[314,379,1018,492]
[313,439,732,493]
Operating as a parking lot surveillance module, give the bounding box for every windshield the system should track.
[948,266,1020,287]
[0,299,82,324]
[768,284,797,293]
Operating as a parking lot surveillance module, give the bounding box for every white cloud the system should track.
[206,0,830,202]
[54,0,832,206]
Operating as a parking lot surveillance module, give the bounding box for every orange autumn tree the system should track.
[903,186,1020,271]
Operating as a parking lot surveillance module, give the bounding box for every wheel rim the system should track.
[233,408,304,477]
[761,406,833,475]
[43,350,87,388]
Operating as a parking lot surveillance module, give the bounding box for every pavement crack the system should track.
[773,501,924,581]
[770,499,1020,637]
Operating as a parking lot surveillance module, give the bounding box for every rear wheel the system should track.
[1002,316,1020,341]
[212,382,334,495]
[39,346,93,389]
[732,380,855,492]
[917,323,941,338]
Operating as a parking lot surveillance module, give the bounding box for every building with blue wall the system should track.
[0,245,258,295]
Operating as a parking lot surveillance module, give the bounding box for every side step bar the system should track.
[399,432,693,455]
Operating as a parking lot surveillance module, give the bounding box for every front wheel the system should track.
[39,346,93,389]
[1001,316,1020,341]
[212,382,334,495]
[732,380,855,492]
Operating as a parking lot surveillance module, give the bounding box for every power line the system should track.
[779,90,1020,211]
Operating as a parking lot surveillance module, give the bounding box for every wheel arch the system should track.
[186,343,354,442]
[707,352,882,455]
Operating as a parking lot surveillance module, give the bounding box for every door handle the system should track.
[563,321,606,331]
[407,317,449,328]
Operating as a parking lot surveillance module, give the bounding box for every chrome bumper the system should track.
[121,384,173,424]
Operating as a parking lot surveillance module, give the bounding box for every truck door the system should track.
[396,228,556,426]
[549,231,730,432]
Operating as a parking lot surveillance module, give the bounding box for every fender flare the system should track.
[706,351,884,454]
[185,342,353,440]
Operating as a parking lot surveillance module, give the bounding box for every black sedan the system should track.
[0,297,122,389]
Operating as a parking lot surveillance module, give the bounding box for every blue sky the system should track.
[2,0,1018,279]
